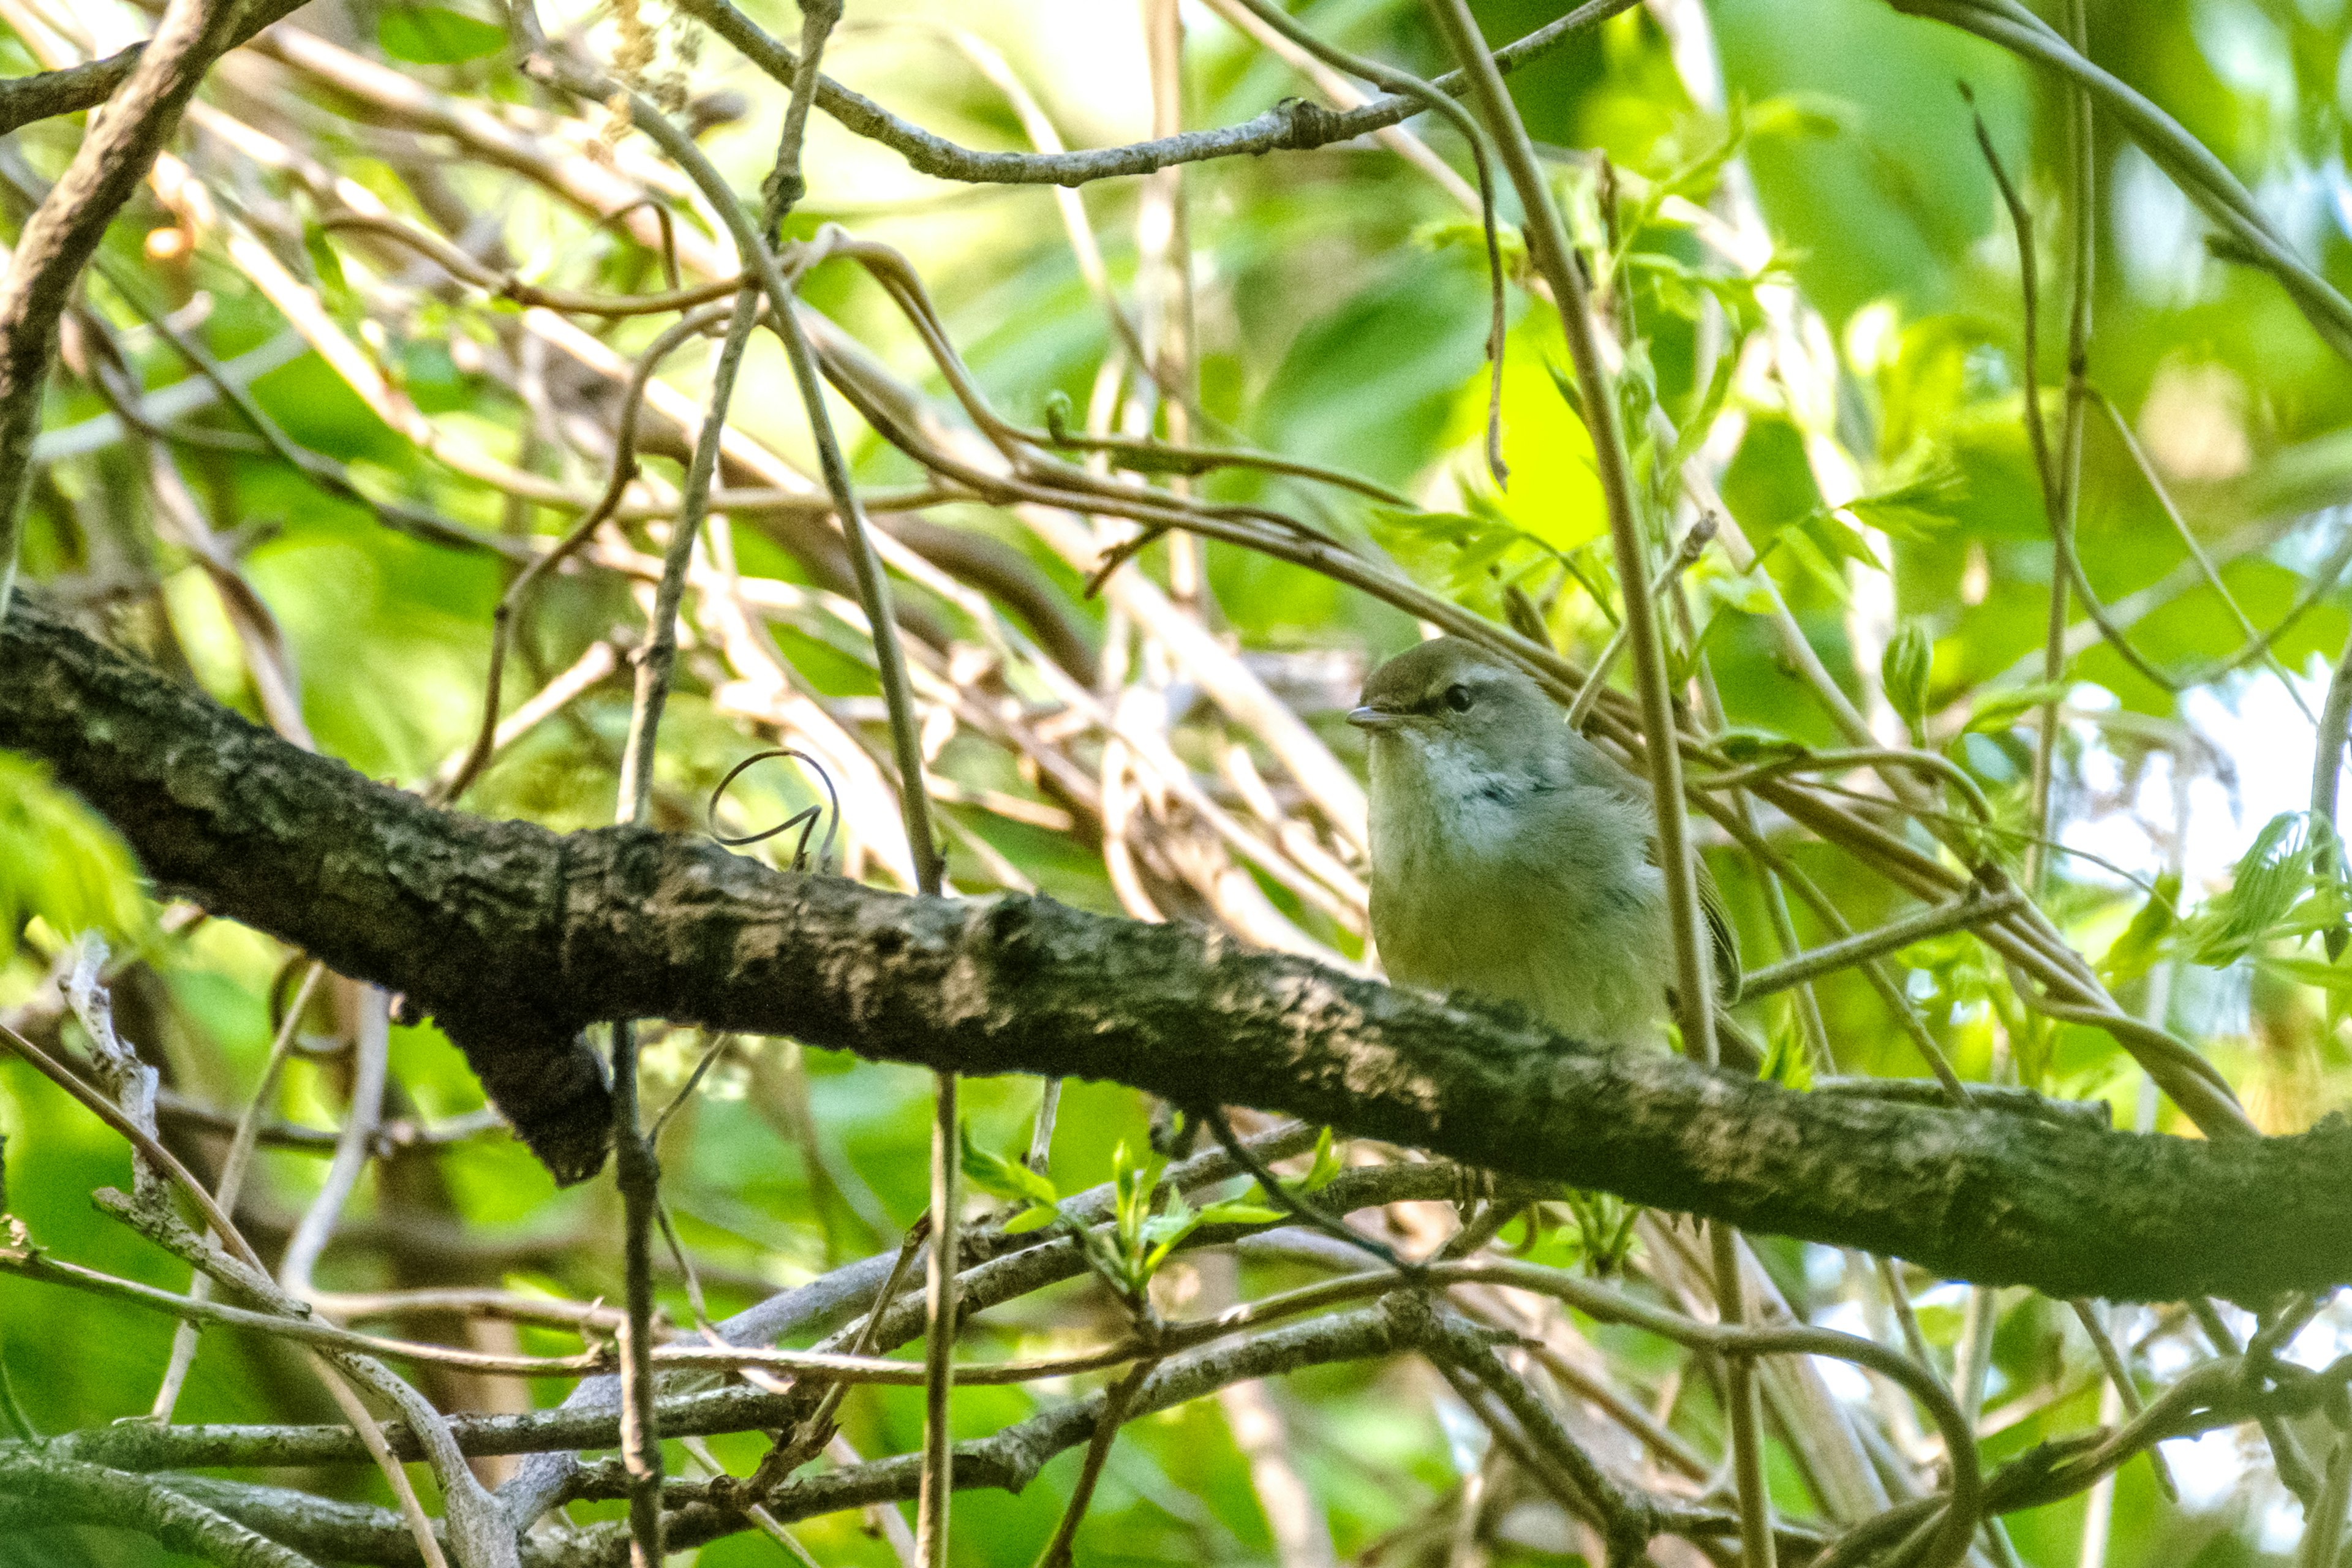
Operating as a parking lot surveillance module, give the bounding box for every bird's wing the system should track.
[1577,733,1741,1001]
[1639,835,1742,1002]
[1697,858,1741,1003]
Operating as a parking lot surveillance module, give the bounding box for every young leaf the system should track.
[1760,1023,1813,1091]
[1300,1127,1341,1194]
[1665,345,1741,478]
[1798,511,1887,573]
[959,1123,1058,1207]
[1112,1140,1169,1257]
[1844,466,1965,540]
[377,5,506,64]
[2187,813,2320,967]
[2101,872,2180,986]
[1142,1191,1199,1252]
[1546,358,1586,425]
[301,222,348,297]
[1714,728,1807,765]
[1881,620,1932,743]
[1964,682,2073,735]
[2258,952,2352,993]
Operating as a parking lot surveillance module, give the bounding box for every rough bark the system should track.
[4,597,2348,1302]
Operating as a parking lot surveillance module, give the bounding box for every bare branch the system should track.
[1,595,2346,1303]
[666,0,1641,188]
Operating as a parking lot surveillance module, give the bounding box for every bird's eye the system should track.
[1444,683,1474,713]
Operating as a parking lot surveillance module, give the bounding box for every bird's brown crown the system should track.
[1357,636,1525,717]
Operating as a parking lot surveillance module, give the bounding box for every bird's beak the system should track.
[1346,705,1405,732]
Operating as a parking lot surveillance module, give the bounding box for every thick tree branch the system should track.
[2,596,2348,1302]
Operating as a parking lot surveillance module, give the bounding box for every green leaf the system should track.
[1110,1139,1169,1261]
[2259,952,2352,993]
[1963,682,2071,734]
[1545,358,1586,425]
[959,1123,1057,1207]
[0,754,154,963]
[2100,872,2180,986]
[377,5,506,64]
[302,221,347,297]
[1367,507,1564,612]
[1665,346,1741,478]
[1880,620,1932,742]
[1622,251,1769,333]
[1798,511,1886,572]
[1411,216,1528,279]
[1141,1193,1197,1249]
[1299,1127,1341,1194]
[1844,466,1966,540]
[2186,813,2323,967]
[1760,1023,1813,1090]
[1560,1187,1640,1277]
[1003,1205,1064,1235]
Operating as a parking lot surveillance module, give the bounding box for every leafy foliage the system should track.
[3,0,2352,1561]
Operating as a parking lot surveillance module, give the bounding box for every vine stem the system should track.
[607,287,762,1566]
[1421,10,1768,1568]
[520,0,960,1547]
[1415,0,1715,1058]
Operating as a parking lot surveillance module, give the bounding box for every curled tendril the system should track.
[708,747,842,873]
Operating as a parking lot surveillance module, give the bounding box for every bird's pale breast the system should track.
[1368,749,1673,1049]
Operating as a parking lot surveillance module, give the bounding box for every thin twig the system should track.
[279,989,389,1299]
[1033,1356,1162,1567]
[1223,0,1510,485]
[664,0,1642,190]
[1735,891,2026,1003]
[440,301,734,805]
[2068,1297,2176,1499]
[600,254,763,1568]
[149,960,327,1420]
[1429,16,1763,1568]
[1564,515,1719,731]
[0,0,246,621]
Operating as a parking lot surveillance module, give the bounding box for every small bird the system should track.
[1349,636,1738,1050]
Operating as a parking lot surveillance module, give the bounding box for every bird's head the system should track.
[1347,636,1562,775]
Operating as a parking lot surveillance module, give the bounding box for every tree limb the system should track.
[0,0,315,137]
[2,595,2347,1303]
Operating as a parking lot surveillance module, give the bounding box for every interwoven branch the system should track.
[2,596,2346,1302]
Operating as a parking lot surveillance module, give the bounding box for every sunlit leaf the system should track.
[1761,1023,1813,1090]
[959,1123,1057,1207]
[2185,813,2322,968]
[1003,1205,1064,1235]
[377,4,505,63]
[1882,620,1932,742]
[2101,872,2180,986]
[0,754,153,963]
[1963,682,2072,734]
